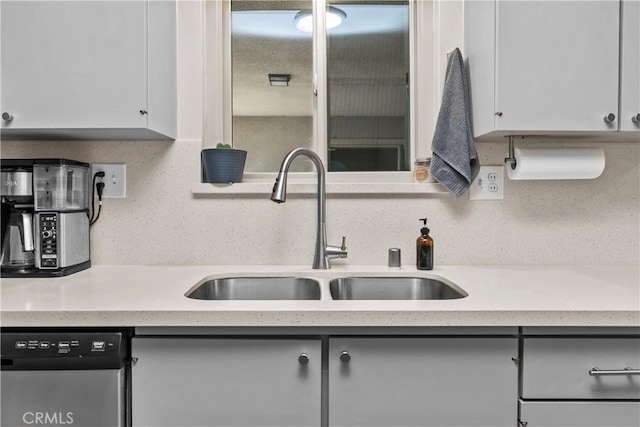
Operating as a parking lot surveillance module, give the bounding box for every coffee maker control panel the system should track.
[39,213,58,269]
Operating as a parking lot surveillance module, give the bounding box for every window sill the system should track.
[192,180,449,196]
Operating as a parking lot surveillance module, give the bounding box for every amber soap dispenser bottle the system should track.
[416,218,434,270]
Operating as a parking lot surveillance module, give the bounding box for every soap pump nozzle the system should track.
[419,218,430,234]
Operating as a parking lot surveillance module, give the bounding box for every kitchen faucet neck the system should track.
[271,148,346,269]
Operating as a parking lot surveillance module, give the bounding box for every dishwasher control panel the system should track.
[1,332,125,370]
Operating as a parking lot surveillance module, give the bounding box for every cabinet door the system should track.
[0,1,146,130]
[132,338,321,427]
[620,0,640,131]
[520,401,640,427]
[329,338,517,427]
[495,1,620,132]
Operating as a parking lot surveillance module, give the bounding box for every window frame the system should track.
[202,0,447,188]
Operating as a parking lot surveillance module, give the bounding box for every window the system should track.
[204,0,448,183]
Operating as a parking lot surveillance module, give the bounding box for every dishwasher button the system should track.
[57,342,70,354]
[15,341,27,349]
[38,341,50,349]
[91,341,106,351]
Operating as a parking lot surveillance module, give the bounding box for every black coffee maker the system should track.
[1,158,91,277]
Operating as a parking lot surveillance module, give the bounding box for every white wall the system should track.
[2,1,638,266]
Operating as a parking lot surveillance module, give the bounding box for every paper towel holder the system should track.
[504,135,545,170]
[504,136,519,170]
[503,135,606,180]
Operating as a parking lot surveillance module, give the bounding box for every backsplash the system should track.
[1,139,637,266]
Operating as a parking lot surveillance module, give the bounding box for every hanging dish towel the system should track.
[430,48,480,196]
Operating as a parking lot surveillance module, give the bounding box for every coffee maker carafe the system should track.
[1,159,91,277]
[0,168,35,272]
[1,212,35,271]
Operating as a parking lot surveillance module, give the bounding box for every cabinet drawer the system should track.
[520,401,640,427]
[522,338,640,399]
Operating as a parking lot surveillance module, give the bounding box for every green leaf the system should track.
[216,143,232,149]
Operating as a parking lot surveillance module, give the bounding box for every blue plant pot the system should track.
[201,149,247,183]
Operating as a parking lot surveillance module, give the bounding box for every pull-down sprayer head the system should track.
[270,171,287,204]
[271,147,324,204]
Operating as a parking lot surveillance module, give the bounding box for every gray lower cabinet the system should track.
[131,338,321,427]
[520,401,640,427]
[328,337,518,427]
[522,338,640,400]
[519,336,640,427]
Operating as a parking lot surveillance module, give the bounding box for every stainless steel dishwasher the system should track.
[1,330,129,427]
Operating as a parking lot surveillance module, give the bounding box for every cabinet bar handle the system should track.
[603,113,616,123]
[589,366,640,376]
[632,113,640,123]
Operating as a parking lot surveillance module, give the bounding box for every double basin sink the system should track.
[185,276,467,301]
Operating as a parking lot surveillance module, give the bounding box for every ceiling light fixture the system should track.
[294,6,347,33]
[268,73,291,87]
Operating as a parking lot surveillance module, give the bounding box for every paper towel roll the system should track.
[506,147,605,180]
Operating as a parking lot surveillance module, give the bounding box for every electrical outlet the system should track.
[91,164,126,198]
[469,165,504,200]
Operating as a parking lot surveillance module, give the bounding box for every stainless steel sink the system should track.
[329,277,467,300]
[185,277,321,300]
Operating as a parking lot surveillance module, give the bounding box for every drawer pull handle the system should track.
[589,366,640,376]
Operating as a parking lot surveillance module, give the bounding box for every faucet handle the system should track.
[326,236,348,261]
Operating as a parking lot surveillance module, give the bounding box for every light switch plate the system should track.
[469,165,504,200]
[91,164,126,198]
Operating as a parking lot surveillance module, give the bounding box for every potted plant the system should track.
[201,143,247,183]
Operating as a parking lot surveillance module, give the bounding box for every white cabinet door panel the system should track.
[132,338,321,427]
[1,1,146,130]
[621,0,640,131]
[495,1,620,132]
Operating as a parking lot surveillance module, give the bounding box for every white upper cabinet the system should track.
[465,1,637,140]
[621,0,640,132]
[0,1,176,140]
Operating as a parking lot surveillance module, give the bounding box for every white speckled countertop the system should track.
[1,265,638,327]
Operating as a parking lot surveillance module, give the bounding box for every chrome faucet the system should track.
[271,148,347,269]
